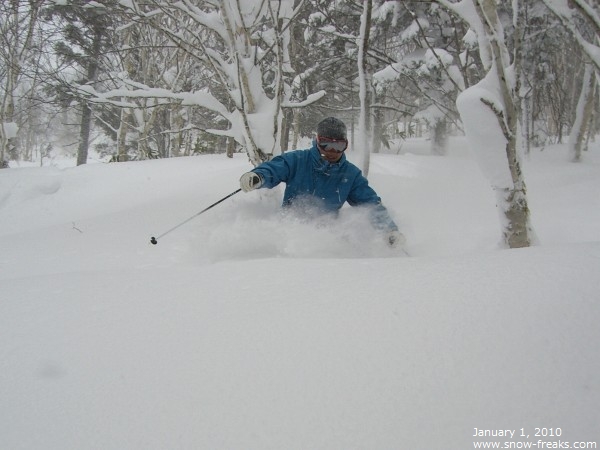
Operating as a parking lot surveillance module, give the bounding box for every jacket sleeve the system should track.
[252,153,295,189]
[347,172,399,232]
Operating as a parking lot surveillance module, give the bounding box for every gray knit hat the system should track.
[317,117,347,140]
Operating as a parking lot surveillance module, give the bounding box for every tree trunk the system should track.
[280,109,291,153]
[569,62,596,162]
[431,119,448,156]
[226,137,235,158]
[372,93,384,154]
[116,108,129,161]
[137,100,159,159]
[76,28,102,166]
[522,92,532,155]
[292,109,300,150]
[358,0,373,176]
[76,103,92,166]
[477,0,533,248]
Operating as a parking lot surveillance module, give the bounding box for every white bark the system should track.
[0,1,42,163]
[358,0,373,176]
[439,0,534,248]
[569,62,596,162]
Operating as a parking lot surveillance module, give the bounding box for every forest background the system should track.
[1,0,599,248]
[2,4,600,447]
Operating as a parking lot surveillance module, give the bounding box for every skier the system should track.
[239,117,405,248]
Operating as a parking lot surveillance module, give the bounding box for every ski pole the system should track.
[150,188,242,245]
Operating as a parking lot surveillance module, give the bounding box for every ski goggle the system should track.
[317,136,348,153]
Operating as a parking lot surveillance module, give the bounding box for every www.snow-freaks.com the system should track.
[472,440,597,448]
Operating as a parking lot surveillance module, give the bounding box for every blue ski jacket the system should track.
[251,141,398,232]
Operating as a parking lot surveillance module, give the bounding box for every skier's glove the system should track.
[240,172,263,192]
[387,230,406,248]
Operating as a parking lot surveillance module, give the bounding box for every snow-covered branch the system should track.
[541,0,600,71]
[281,90,326,108]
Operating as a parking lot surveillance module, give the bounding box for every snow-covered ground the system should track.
[1,138,599,449]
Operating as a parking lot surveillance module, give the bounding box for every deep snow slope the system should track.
[1,142,599,449]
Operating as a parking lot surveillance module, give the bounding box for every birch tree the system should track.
[0,0,45,165]
[538,0,599,161]
[357,0,373,176]
[100,0,323,166]
[541,0,600,73]
[436,0,534,248]
[516,1,569,149]
[569,61,597,161]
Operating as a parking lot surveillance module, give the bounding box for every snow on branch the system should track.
[74,82,229,117]
[541,0,600,71]
[281,90,326,108]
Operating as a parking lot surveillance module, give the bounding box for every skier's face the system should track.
[320,148,344,162]
[317,136,347,163]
